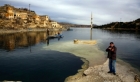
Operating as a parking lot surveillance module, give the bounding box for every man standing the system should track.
[106,42,117,75]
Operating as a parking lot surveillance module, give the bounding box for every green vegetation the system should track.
[95,18,140,30]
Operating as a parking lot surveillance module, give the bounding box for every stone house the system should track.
[19,12,28,19]
[51,21,57,28]
[33,15,40,21]
[39,15,50,27]
[40,15,49,21]
[39,20,47,27]
[14,12,27,19]
[31,14,40,24]
[51,21,63,28]
[5,6,14,19]
[14,12,20,19]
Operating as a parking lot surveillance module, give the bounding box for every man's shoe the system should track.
[113,73,116,75]
[108,71,112,73]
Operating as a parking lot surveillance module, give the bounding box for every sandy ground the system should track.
[43,40,140,82]
[65,59,137,82]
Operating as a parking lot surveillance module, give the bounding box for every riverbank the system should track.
[43,40,140,82]
[0,28,66,34]
[0,29,46,34]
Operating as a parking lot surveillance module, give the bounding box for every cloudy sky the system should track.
[0,0,140,25]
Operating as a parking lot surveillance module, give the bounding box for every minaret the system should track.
[90,12,93,40]
[91,12,93,29]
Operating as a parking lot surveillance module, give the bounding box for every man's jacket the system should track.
[106,46,117,60]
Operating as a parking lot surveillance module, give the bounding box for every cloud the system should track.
[0,0,140,25]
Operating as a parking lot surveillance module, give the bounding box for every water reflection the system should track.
[0,31,61,51]
[46,37,50,46]
[100,29,140,40]
[101,29,140,34]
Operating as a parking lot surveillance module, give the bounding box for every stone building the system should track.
[5,6,14,19]
[40,15,49,21]
[14,12,27,19]
[51,21,58,28]
[33,15,40,21]
[14,12,20,19]
[50,21,63,28]
[19,13,27,19]
[39,15,50,27]
[28,14,40,25]
[39,21,47,27]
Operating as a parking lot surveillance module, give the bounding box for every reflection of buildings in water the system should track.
[46,38,49,46]
[43,33,47,40]
[6,39,15,51]
[49,31,62,36]
[35,34,40,44]
[15,33,28,47]
[3,35,15,51]
[0,36,4,49]
[28,32,38,45]
[0,31,62,51]
[28,32,46,44]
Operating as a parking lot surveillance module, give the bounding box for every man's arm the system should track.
[111,46,117,60]
[111,46,117,54]
[106,46,111,52]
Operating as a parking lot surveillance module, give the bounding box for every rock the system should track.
[73,39,97,45]
[134,75,140,82]
[66,59,137,82]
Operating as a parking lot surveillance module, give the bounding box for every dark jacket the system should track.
[106,46,117,60]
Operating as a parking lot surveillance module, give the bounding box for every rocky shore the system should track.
[66,59,139,82]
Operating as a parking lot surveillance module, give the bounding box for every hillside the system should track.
[0,4,36,15]
[95,18,140,30]
[0,4,63,30]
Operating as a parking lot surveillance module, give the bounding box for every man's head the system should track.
[110,42,114,47]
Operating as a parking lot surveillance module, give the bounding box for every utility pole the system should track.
[29,4,30,13]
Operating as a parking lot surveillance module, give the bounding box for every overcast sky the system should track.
[0,0,140,25]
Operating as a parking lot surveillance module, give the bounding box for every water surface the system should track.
[0,28,140,82]
[0,31,83,82]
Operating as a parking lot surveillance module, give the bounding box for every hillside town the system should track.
[0,4,64,30]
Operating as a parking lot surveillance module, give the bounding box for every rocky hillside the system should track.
[0,4,36,15]
[95,18,140,30]
[0,4,62,30]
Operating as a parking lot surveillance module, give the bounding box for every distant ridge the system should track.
[59,22,97,28]
[94,18,140,30]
